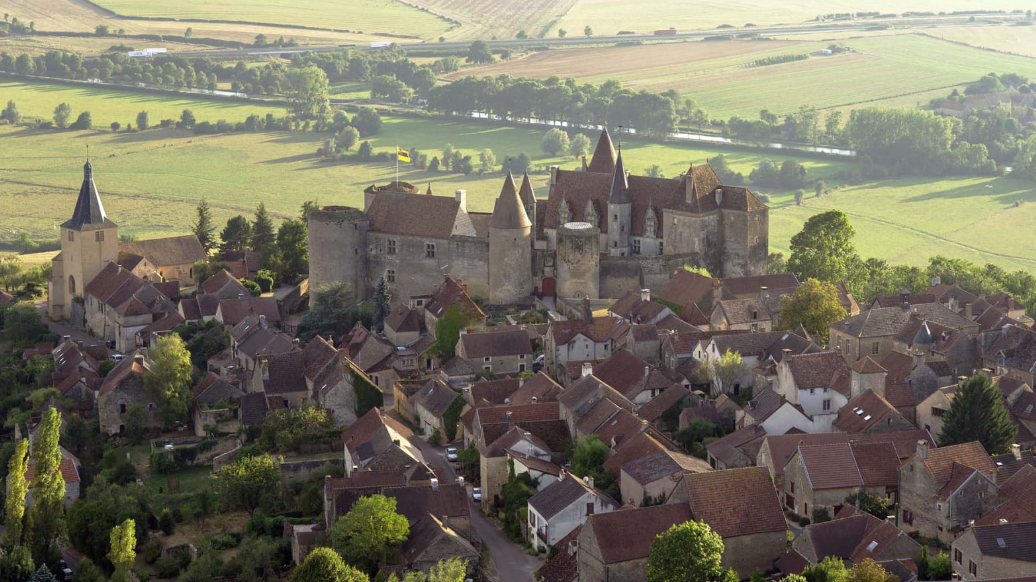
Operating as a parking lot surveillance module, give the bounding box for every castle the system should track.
[309,129,769,304]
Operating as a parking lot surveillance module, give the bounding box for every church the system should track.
[308,128,769,304]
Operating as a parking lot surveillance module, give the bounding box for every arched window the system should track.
[645,212,657,238]
[584,201,598,227]
[68,275,76,295]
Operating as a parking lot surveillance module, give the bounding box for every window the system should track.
[387,239,397,254]
[933,407,945,418]
[519,354,526,359]
[613,214,618,222]
[586,503,595,515]
[872,342,879,355]
[790,482,795,494]
[631,239,641,255]
[645,214,657,238]
[954,549,962,564]
[519,363,526,372]
[68,231,74,242]
[483,366,491,372]
[95,231,105,242]
[902,509,913,525]
[120,403,127,414]
[426,243,436,258]
[386,269,396,283]
[823,399,831,411]
[484,357,491,363]
[969,561,977,576]
[658,241,664,255]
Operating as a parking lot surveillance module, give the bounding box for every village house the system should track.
[975,463,1036,526]
[456,327,534,375]
[118,234,208,286]
[607,289,674,325]
[736,387,814,434]
[342,408,427,478]
[829,302,978,364]
[408,378,463,437]
[618,448,710,507]
[917,386,957,440]
[782,440,900,520]
[657,270,800,328]
[833,389,916,435]
[577,503,691,582]
[528,473,618,550]
[1011,392,1036,446]
[215,296,281,327]
[508,448,562,490]
[880,350,954,404]
[229,314,295,374]
[590,350,674,405]
[21,450,83,509]
[891,316,980,378]
[83,262,178,352]
[537,526,581,582]
[395,513,480,577]
[97,352,163,435]
[474,406,570,507]
[51,338,106,409]
[198,269,250,299]
[788,511,922,570]
[190,372,245,436]
[544,308,628,382]
[625,324,663,365]
[178,293,221,324]
[773,351,853,431]
[384,303,423,347]
[951,521,1036,580]
[418,275,487,333]
[557,370,634,438]
[705,424,767,470]
[984,325,1036,387]
[899,440,999,545]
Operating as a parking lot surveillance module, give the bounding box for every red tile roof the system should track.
[681,467,787,538]
[459,328,533,358]
[582,503,692,564]
[923,441,997,482]
[833,390,902,433]
[797,442,864,489]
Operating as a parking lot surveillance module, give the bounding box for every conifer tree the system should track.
[30,408,64,565]
[939,373,1017,454]
[3,438,30,549]
[373,277,391,333]
[220,215,252,253]
[250,203,276,265]
[192,200,217,253]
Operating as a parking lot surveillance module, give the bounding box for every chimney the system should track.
[714,187,724,207]
[931,276,941,287]
[550,166,559,186]
[259,314,266,324]
[456,476,465,486]
[559,468,566,480]
[568,539,578,556]
[293,338,300,348]
[261,358,270,381]
[640,288,650,302]
[644,366,650,378]
[430,478,439,491]
[582,297,592,324]
[455,189,467,213]
[1011,443,1021,461]
[581,362,593,378]
[914,351,925,368]
[532,396,538,403]
[900,289,910,301]
[519,377,525,387]
[442,515,450,529]
[584,475,594,490]
[964,303,972,319]
[760,286,769,301]
[918,439,930,460]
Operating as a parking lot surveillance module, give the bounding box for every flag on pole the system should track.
[397,147,411,163]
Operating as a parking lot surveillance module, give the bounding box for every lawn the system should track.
[554,0,1036,36]
[91,0,451,39]
[0,79,285,127]
[454,33,1036,117]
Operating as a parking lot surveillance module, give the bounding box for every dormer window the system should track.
[584,202,598,227]
[559,200,571,224]
[645,214,657,238]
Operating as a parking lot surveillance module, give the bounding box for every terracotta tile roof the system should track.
[558,374,634,418]
[716,298,770,325]
[425,276,486,322]
[528,474,615,521]
[851,357,887,375]
[743,387,785,422]
[200,269,247,296]
[797,442,864,489]
[680,467,786,538]
[712,331,796,359]
[785,351,852,396]
[483,422,568,456]
[508,449,561,476]
[923,441,997,482]
[836,303,975,339]
[459,328,532,358]
[926,360,954,378]
[995,376,1030,400]
[582,503,692,564]
[537,525,581,582]
[621,450,710,486]
[508,373,563,405]
[1012,391,1036,421]
[879,351,916,384]
[985,325,1036,372]
[833,390,901,433]
[139,311,184,335]
[489,172,532,229]
[975,306,1020,332]
[385,303,422,334]
[366,190,463,239]
[238,392,270,425]
[585,129,616,174]
[805,513,911,563]
[706,425,766,467]
[603,431,670,472]
[470,378,520,406]
[302,336,338,379]
[263,350,307,394]
[119,235,206,269]
[98,353,149,397]
[153,281,180,301]
[850,441,901,487]
[476,402,560,426]
[591,351,670,400]
[992,450,1036,483]
[25,457,80,484]
[410,379,460,418]
[592,407,646,448]
[980,464,1036,525]
[549,315,626,345]
[927,283,978,306]
[776,550,809,575]
[884,383,918,409]
[218,297,281,326]
[971,522,1036,563]
[191,371,244,403]
[637,384,688,422]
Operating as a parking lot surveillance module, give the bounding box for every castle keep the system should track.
[308,129,769,304]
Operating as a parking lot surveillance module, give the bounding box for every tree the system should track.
[708,349,749,397]
[135,110,149,130]
[0,545,34,582]
[192,199,217,253]
[803,556,850,582]
[435,304,464,360]
[584,25,593,37]
[29,408,65,564]
[939,373,1017,454]
[516,29,528,39]
[123,404,148,444]
[3,438,30,548]
[542,128,570,156]
[95,25,109,36]
[2,100,21,123]
[286,66,331,119]
[180,109,196,129]
[350,107,382,137]
[466,40,493,64]
[389,558,468,582]
[111,121,120,132]
[646,521,726,582]
[571,435,608,479]
[143,334,193,423]
[251,203,276,263]
[674,419,715,457]
[569,133,592,158]
[357,140,374,161]
[71,111,92,130]
[337,126,360,151]
[843,490,893,519]
[220,215,252,253]
[373,277,391,333]
[442,144,455,170]
[332,494,409,574]
[777,278,847,343]
[290,547,369,582]
[108,519,136,582]
[848,559,896,582]
[478,148,496,174]
[925,552,952,580]
[558,28,567,38]
[276,218,308,282]
[213,454,280,516]
[787,210,863,294]
[53,103,72,128]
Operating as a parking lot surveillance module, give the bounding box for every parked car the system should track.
[472,487,482,502]
[110,353,125,362]
[445,447,458,462]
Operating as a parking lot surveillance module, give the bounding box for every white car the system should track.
[445,447,458,462]
[110,353,125,362]
[472,487,482,502]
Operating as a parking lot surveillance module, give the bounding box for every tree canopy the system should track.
[3,438,29,549]
[289,547,369,582]
[192,200,217,253]
[707,349,749,397]
[778,278,847,343]
[286,65,331,119]
[144,334,193,423]
[787,210,863,294]
[30,408,65,564]
[213,454,280,516]
[332,494,410,574]
[938,373,1017,454]
[108,519,136,582]
[646,520,727,582]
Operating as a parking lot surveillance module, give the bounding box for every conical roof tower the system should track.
[585,128,617,174]
[63,160,116,230]
[489,171,531,229]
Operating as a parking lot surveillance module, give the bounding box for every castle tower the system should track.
[307,206,369,301]
[557,222,600,300]
[48,160,118,319]
[607,150,630,257]
[488,172,533,305]
[584,128,617,174]
[518,172,537,243]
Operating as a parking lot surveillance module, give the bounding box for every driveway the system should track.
[411,436,542,582]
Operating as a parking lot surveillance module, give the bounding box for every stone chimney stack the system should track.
[581,362,593,378]
[582,297,592,324]
[455,189,467,213]
[1012,443,1022,461]
[964,303,972,319]
[640,289,651,302]
[918,439,930,460]
[550,166,559,186]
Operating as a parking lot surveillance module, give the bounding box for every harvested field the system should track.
[404,0,578,39]
[924,24,1036,58]
[0,35,211,56]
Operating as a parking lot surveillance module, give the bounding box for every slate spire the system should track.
[62,159,113,230]
[608,149,629,204]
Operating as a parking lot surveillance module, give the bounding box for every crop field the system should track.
[554,0,1036,36]
[924,24,1036,58]
[452,34,1036,117]
[0,36,209,56]
[0,79,285,127]
[403,0,578,39]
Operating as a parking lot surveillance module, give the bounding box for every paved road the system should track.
[35,301,99,345]
[410,435,541,582]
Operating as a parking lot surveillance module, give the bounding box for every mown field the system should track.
[403,0,577,39]
[554,0,1036,36]
[452,34,1036,117]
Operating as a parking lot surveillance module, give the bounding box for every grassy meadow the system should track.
[454,34,1036,117]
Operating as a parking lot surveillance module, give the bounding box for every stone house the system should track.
[198,269,250,299]
[537,525,581,582]
[342,408,427,478]
[710,298,772,332]
[917,386,956,440]
[832,389,916,435]
[544,311,627,381]
[975,463,1036,526]
[215,296,281,327]
[509,448,562,490]
[618,448,710,507]
[782,441,900,520]
[476,419,566,509]
[898,440,999,545]
[97,352,163,435]
[626,325,663,365]
[408,378,463,437]
[456,327,534,375]
[230,314,295,374]
[1011,392,1036,445]
[666,467,789,577]
[190,372,245,436]
[397,514,479,576]
[528,473,618,550]
[608,289,674,326]
[830,303,978,364]
[556,372,634,438]
[736,387,814,434]
[657,270,799,327]
[591,350,674,405]
[83,262,178,353]
[951,521,1036,580]
[984,325,1036,387]
[419,275,486,333]
[178,293,221,324]
[791,512,922,568]
[880,350,954,405]
[251,349,310,409]
[22,453,82,509]
[636,383,690,429]
[705,424,766,470]
[302,337,366,427]
[118,234,207,285]
[51,339,105,409]
[891,317,980,379]
[774,351,853,431]
[577,503,691,582]
[384,303,422,347]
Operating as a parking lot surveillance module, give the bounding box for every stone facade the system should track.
[951,526,1036,580]
[722,531,789,579]
[97,355,163,435]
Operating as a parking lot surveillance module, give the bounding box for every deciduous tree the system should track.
[213,454,280,516]
[108,519,136,582]
[286,65,331,119]
[144,334,193,424]
[53,103,71,128]
[276,218,308,282]
[939,373,1017,454]
[541,128,570,156]
[289,547,369,582]
[29,408,64,564]
[647,520,727,582]
[135,110,149,130]
[778,278,847,343]
[466,40,493,64]
[707,349,749,397]
[333,494,409,573]
[3,438,30,549]
[787,210,863,294]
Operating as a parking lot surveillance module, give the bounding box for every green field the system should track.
[89,0,451,39]
[0,80,285,128]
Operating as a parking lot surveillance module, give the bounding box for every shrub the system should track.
[159,509,176,535]
[255,271,274,293]
[142,539,163,564]
[241,279,262,297]
[798,516,811,526]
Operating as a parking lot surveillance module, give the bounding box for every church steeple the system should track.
[63,159,115,230]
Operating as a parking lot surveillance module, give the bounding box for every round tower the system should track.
[307,206,369,300]
[489,173,533,305]
[556,222,600,300]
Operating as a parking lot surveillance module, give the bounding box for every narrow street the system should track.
[410,432,542,582]
[35,301,96,345]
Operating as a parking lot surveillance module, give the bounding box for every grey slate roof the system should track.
[63,160,116,231]
[972,521,1036,563]
[837,303,975,338]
